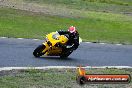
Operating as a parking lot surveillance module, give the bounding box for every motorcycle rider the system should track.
[57,26,79,54]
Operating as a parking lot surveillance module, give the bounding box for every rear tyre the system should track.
[60,50,73,58]
[33,44,46,57]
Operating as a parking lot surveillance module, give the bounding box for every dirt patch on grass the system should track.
[0,0,82,18]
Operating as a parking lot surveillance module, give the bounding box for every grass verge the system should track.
[0,0,132,44]
[0,7,132,44]
[0,68,132,88]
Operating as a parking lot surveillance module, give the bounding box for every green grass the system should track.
[0,69,76,88]
[0,7,132,44]
[0,68,131,88]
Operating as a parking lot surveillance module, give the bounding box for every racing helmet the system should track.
[68,26,77,34]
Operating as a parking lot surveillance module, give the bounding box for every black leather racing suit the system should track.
[57,30,79,53]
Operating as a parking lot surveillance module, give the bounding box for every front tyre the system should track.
[33,44,46,57]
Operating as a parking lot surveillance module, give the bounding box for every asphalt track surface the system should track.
[0,38,132,67]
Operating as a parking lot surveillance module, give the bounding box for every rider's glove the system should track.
[66,45,73,49]
[66,44,77,50]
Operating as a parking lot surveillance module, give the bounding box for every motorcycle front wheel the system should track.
[33,44,46,57]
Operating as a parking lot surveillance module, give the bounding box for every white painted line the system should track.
[0,66,132,71]
[0,37,127,46]
[85,42,91,44]
[86,66,132,69]
[116,44,122,46]
[99,43,106,45]
[0,37,7,38]
[0,66,76,71]
[17,38,24,39]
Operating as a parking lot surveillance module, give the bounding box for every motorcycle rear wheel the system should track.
[60,50,73,58]
[33,44,46,57]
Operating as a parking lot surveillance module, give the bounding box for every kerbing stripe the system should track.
[0,66,132,71]
[116,44,122,45]
[17,38,23,39]
[0,37,126,46]
[0,37,7,38]
[99,43,106,44]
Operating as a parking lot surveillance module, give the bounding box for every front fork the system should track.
[42,41,53,55]
[42,41,63,56]
[42,42,49,55]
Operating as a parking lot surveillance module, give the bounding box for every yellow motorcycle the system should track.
[33,32,73,58]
